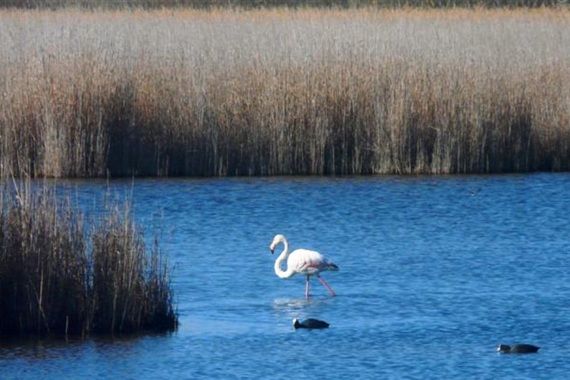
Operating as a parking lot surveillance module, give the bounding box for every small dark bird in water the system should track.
[293,318,329,329]
[497,344,540,354]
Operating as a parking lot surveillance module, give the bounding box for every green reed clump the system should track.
[0,181,177,337]
[0,184,89,336]
[91,208,177,334]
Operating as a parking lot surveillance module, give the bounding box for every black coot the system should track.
[497,344,540,354]
[293,318,329,329]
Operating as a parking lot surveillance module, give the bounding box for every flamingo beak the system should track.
[270,246,274,254]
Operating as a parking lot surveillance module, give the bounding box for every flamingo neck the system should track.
[274,238,295,279]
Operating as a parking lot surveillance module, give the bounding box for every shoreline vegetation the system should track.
[0,179,178,337]
[0,0,565,8]
[0,7,569,177]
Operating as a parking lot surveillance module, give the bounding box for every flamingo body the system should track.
[269,234,338,298]
[286,248,338,276]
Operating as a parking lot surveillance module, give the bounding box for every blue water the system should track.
[2,174,570,379]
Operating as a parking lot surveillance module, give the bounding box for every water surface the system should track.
[2,174,570,379]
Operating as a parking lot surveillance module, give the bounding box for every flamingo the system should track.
[269,234,339,299]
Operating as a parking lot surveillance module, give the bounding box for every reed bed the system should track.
[0,8,569,176]
[0,0,563,9]
[0,180,177,337]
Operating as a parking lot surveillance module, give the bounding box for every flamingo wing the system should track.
[288,249,330,274]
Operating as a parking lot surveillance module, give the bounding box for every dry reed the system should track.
[0,8,569,176]
[0,0,563,9]
[0,179,177,337]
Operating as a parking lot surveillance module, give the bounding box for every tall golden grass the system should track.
[0,8,569,176]
[0,0,563,9]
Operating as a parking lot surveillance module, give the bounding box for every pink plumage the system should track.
[269,234,339,298]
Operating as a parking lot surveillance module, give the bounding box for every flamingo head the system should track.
[269,234,285,254]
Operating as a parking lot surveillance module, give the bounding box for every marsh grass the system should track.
[0,0,563,8]
[0,8,569,176]
[0,179,177,337]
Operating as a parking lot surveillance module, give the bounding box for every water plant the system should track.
[0,180,177,337]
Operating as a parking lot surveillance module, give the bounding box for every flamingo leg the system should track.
[317,275,336,297]
[305,275,311,299]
